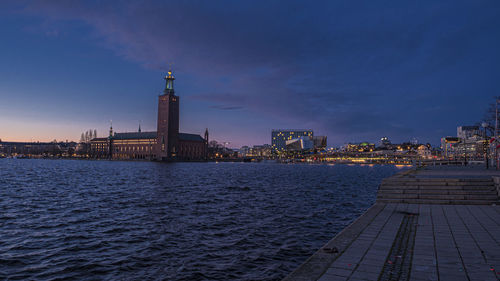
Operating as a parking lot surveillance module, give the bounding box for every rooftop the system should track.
[113,131,157,140]
[179,133,205,142]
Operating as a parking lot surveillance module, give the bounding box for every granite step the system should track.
[375,198,499,205]
[377,189,497,195]
[379,185,495,190]
[381,181,494,186]
[382,177,493,182]
[377,193,498,200]
[377,174,499,204]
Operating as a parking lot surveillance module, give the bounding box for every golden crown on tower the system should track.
[165,63,175,79]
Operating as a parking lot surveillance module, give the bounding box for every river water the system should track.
[0,159,406,280]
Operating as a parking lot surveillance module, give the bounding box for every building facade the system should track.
[271,129,313,153]
[0,141,77,157]
[90,70,208,161]
[439,126,486,159]
[285,136,327,151]
[157,71,179,160]
[343,142,376,153]
[457,126,480,139]
[112,131,157,160]
[239,144,272,157]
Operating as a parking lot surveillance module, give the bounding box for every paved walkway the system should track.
[285,203,500,281]
[322,203,499,281]
[284,167,500,281]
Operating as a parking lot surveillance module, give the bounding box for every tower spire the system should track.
[109,120,113,137]
[138,120,142,133]
[164,65,175,94]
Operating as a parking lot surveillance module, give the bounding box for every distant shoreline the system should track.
[0,156,416,167]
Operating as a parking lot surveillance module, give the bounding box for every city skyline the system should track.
[1,1,499,147]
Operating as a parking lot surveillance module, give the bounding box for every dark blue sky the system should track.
[1,0,499,147]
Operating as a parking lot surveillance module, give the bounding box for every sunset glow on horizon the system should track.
[1,1,499,147]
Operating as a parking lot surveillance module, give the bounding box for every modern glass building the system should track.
[271,129,313,153]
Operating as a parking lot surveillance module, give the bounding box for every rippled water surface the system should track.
[0,159,406,280]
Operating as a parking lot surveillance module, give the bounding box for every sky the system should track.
[0,0,499,147]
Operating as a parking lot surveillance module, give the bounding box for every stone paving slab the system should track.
[284,167,500,281]
[284,203,500,281]
[282,204,388,281]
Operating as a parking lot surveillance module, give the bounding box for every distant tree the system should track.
[479,97,500,136]
[93,129,97,139]
[208,140,218,148]
[80,133,85,143]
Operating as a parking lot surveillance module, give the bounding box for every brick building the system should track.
[90,70,208,161]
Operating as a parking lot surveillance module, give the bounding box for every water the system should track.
[0,159,406,280]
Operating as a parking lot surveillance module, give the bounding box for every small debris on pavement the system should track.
[323,247,339,254]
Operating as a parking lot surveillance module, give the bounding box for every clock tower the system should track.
[157,69,179,160]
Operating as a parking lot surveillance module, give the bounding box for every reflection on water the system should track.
[0,159,404,280]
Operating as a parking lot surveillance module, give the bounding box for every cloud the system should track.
[13,0,500,145]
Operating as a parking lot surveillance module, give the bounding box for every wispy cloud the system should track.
[11,0,500,145]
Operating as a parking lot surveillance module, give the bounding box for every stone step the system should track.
[377,193,498,200]
[379,185,495,191]
[377,174,499,205]
[382,181,494,186]
[382,177,493,183]
[377,189,497,195]
[465,194,500,200]
[376,198,499,205]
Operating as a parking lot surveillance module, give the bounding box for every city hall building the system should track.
[90,70,208,161]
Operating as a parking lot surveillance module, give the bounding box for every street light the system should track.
[462,137,467,166]
[482,122,489,169]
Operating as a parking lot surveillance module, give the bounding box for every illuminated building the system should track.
[312,136,327,149]
[285,136,327,151]
[457,126,480,139]
[90,137,111,158]
[439,125,485,159]
[379,137,391,148]
[239,144,272,157]
[455,125,482,158]
[90,70,208,161]
[0,141,77,156]
[440,137,463,158]
[286,137,313,151]
[344,142,376,152]
[417,145,432,158]
[271,129,313,153]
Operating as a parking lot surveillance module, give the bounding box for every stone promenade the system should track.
[283,166,500,281]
